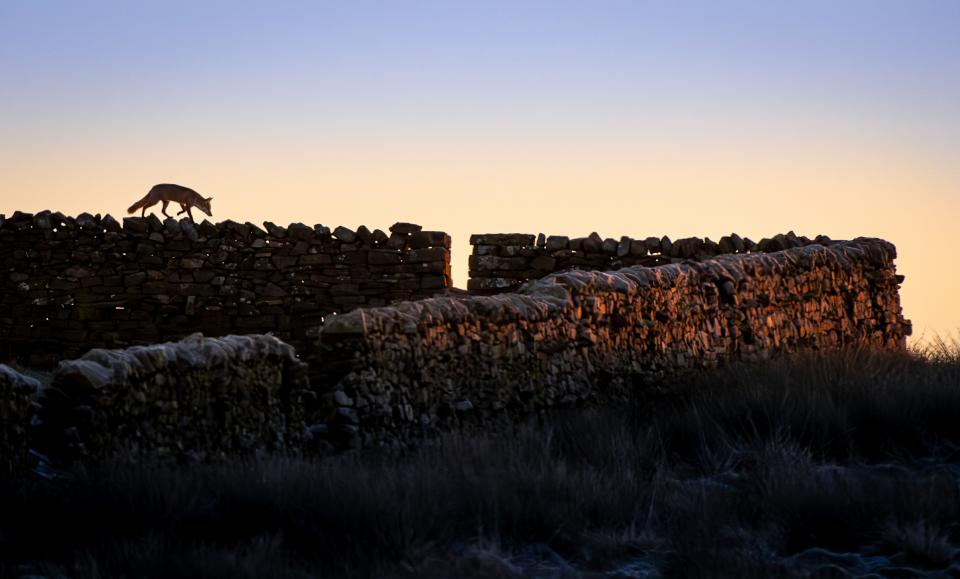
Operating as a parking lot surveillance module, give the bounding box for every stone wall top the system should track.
[468,229,837,293]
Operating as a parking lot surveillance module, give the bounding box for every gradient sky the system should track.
[1,1,958,343]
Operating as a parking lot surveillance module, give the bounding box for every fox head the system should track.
[199,196,213,217]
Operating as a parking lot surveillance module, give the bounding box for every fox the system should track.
[127,183,213,222]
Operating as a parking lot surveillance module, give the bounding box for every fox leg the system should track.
[161,200,171,218]
[177,203,195,221]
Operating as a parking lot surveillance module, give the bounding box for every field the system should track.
[2,342,959,578]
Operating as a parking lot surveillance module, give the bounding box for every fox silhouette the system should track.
[127,184,213,222]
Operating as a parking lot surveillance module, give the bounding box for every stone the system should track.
[730,233,745,253]
[76,213,98,228]
[63,266,91,279]
[145,214,163,232]
[264,221,286,237]
[660,236,672,256]
[469,255,527,270]
[334,390,354,407]
[583,232,603,252]
[409,231,451,249]
[356,225,375,245]
[530,255,557,271]
[390,222,422,235]
[703,237,719,255]
[718,236,734,254]
[546,236,570,251]
[469,233,535,246]
[386,232,408,250]
[123,217,149,235]
[409,247,448,263]
[198,220,219,237]
[288,223,314,241]
[333,226,356,243]
[102,214,121,232]
[759,237,784,252]
[369,250,402,265]
[467,277,520,291]
[179,218,198,240]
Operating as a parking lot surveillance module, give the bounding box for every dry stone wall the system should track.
[0,211,451,366]
[34,333,309,465]
[0,365,40,475]
[311,238,910,449]
[469,230,834,293]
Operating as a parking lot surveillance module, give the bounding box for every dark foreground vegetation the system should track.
[3,343,960,578]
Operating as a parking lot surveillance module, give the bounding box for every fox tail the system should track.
[127,194,151,214]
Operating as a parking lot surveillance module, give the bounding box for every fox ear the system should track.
[205,197,213,202]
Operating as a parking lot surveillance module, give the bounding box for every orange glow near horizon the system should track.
[2,1,957,345]
[1,130,956,344]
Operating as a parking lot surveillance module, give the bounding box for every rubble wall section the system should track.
[0,211,451,365]
[313,238,910,449]
[34,333,310,464]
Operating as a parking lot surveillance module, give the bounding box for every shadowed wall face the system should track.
[0,211,451,365]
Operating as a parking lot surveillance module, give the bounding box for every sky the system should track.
[1,0,958,343]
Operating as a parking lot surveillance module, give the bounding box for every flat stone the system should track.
[469,233,535,246]
[389,222,422,235]
[546,236,569,251]
[123,218,149,234]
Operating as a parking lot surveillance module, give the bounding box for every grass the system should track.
[2,342,960,577]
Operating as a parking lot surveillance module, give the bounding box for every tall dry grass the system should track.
[2,343,959,577]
